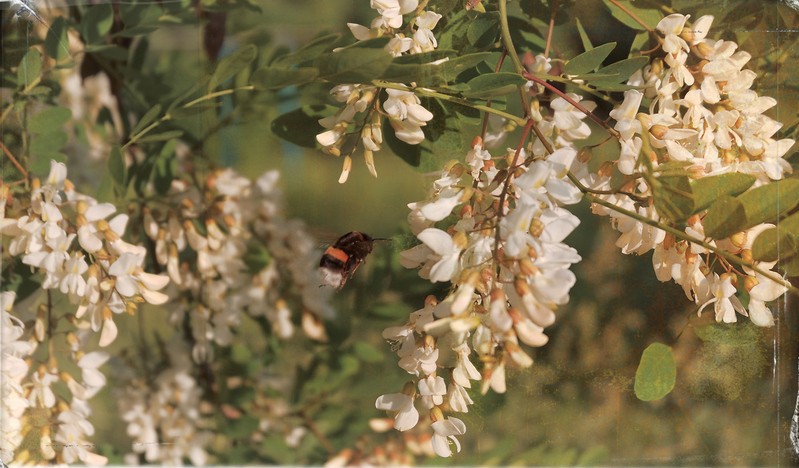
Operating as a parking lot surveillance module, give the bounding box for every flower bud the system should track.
[744,275,758,292]
[649,124,669,140]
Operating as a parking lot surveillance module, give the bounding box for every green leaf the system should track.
[251,66,319,89]
[422,52,496,85]
[17,49,42,89]
[131,104,162,137]
[270,105,335,148]
[706,179,799,239]
[316,47,393,84]
[30,132,68,156]
[466,12,500,48]
[138,130,184,143]
[634,342,676,401]
[272,33,343,67]
[651,175,694,223]
[602,0,662,30]
[108,146,126,188]
[691,173,756,214]
[575,17,594,52]
[751,211,799,262]
[593,57,649,84]
[82,4,114,44]
[44,17,70,62]
[703,195,747,240]
[28,107,72,134]
[563,42,616,75]
[209,44,257,91]
[462,72,527,98]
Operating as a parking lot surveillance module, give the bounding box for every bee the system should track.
[319,231,388,289]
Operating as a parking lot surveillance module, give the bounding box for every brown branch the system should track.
[0,140,28,179]
[523,72,620,139]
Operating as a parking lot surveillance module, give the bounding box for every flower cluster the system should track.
[0,292,35,464]
[587,13,792,326]
[316,0,442,182]
[1,161,170,347]
[119,338,212,466]
[141,164,331,364]
[0,161,168,465]
[376,86,593,455]
[125,163,332,464]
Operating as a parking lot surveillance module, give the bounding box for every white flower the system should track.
[416,228,462,282]
[431,417,466,457]
[375,393,419,431]
[418,375,447,408]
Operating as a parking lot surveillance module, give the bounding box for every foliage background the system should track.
[2,0,799,465]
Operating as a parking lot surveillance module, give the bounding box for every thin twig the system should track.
[0,140,29,179]
[544,0,560,58]
[524,72,620,138]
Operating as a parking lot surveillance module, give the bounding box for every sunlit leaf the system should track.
[251,66,319,89]
[634,342,676,401]
[691,173,756,214]
[706,179,799,239]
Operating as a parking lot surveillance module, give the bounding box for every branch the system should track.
[584,193,798,296]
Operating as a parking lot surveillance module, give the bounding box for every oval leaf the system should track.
[271,105,336,148]
[703,195,747,240]
[316,47,393,84]
[751,211,799,262]
[209,44,257,91]
[691,173,756,214]
[634,342,676,401]
[17,49,42,89]
[462,72,527,98]
[563,42,616,75]
[251,67,319,89]
[29,107,72,134]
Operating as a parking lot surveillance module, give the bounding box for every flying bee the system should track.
[319,231,389,289]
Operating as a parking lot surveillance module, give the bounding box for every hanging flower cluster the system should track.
[316,0,442,182]
[141,164,332,363]
[585,13,792,327]
[118,338,212,466]
[0,161,161,465]
[119,162,331,465]
[1,161,170,347]
[373,84,593,456]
